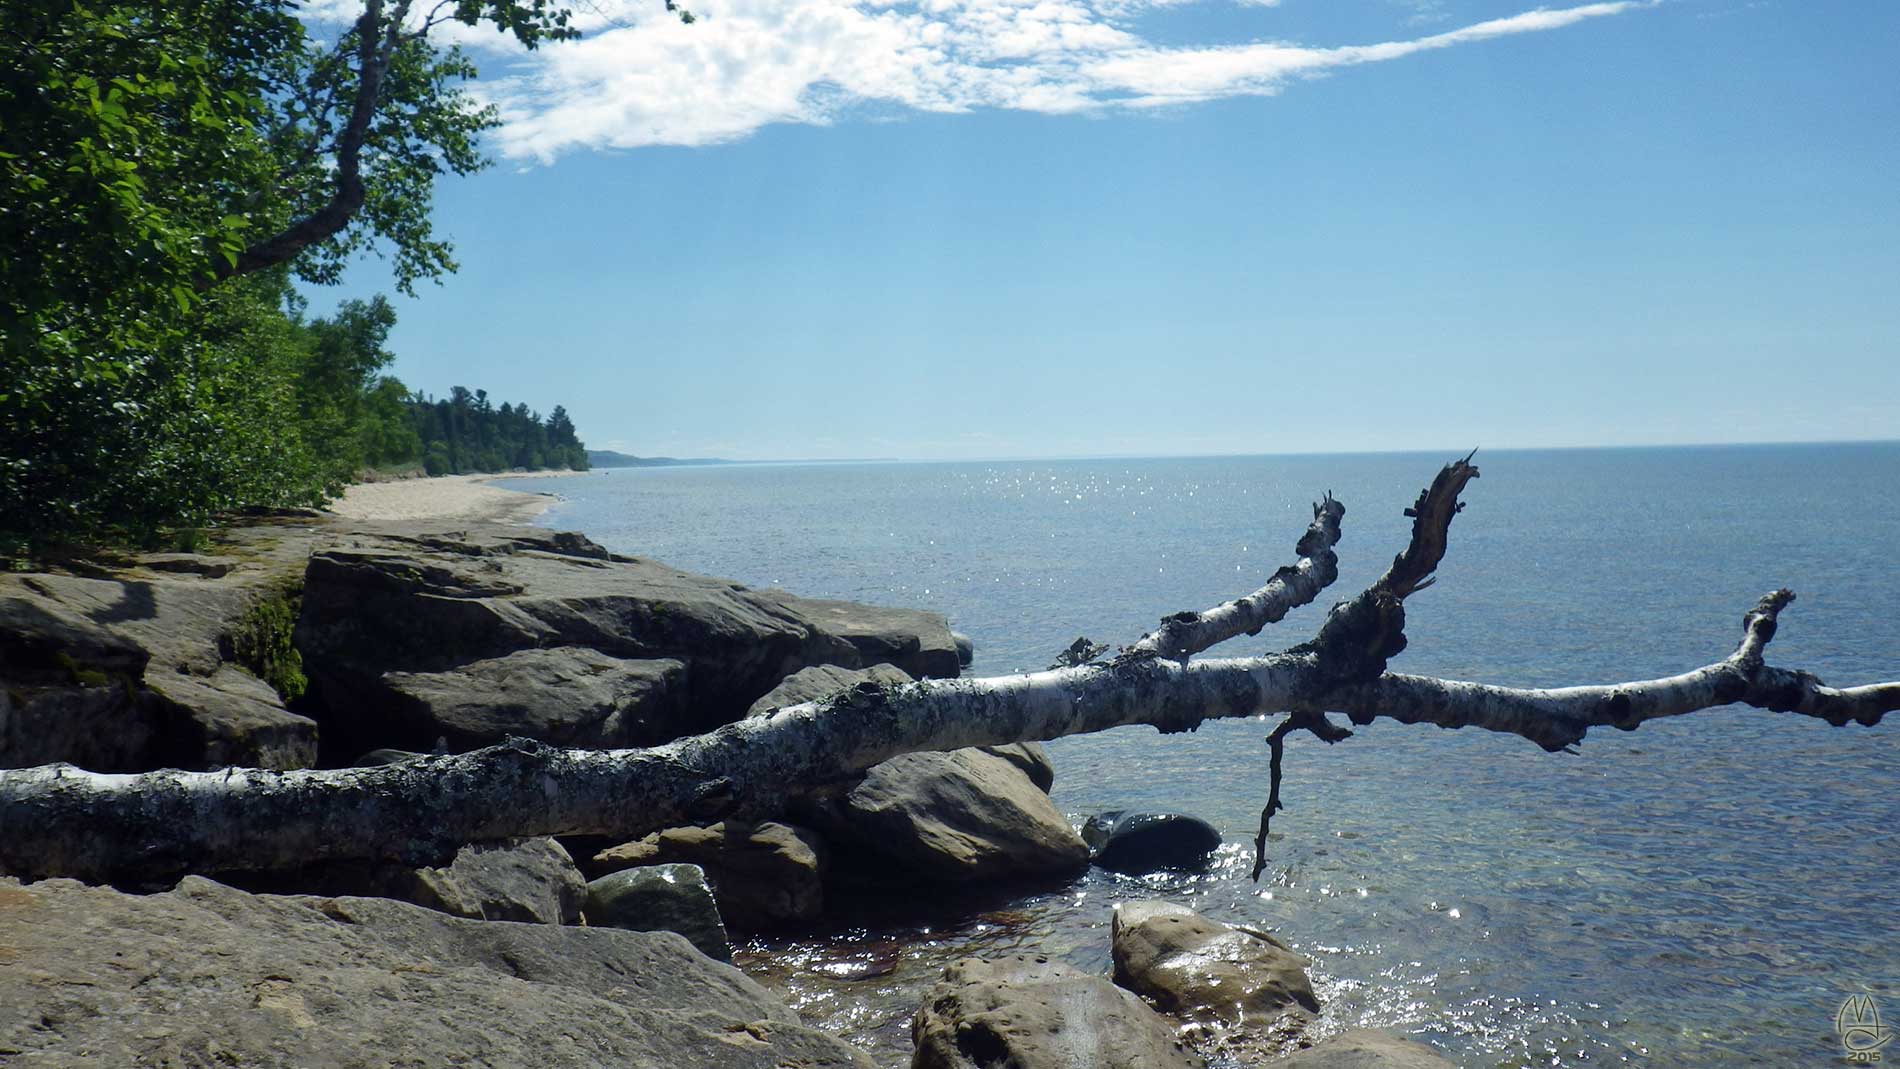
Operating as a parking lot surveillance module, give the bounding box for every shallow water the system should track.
[501,443,1900,1067]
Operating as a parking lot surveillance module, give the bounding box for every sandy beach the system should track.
[326,471,578,524]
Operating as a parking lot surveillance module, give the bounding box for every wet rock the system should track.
[979,742,1056,792]
[1083,811,1222,874]
[809,747,1089,884]
[1275,1030,1457,1068]
[1112,900,1317,1061]
[586,862,732,962]
[591,821,826,929]
[351,747,426,766]
[911,954,1202,1069]
[0,875,871,1068]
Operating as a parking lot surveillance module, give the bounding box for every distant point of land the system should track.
[586,450,732,468]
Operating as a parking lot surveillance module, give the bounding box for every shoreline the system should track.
[326,470,585,525]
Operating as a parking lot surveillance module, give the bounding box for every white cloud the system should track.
[331,0,1655,159]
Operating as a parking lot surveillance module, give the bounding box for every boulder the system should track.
[1,526,321,772]
[1112,899,1317,1018]
[951,630,974,668]
[1083,811,1222,874]
[234,837,588,925]
[0,875,872,1068]
[1274,1031,1458,1068]
[587,862,732,962]
[295,522,961,757]
[979,742,1056,792]
[810,747,1089,884]
[408,837,587,924]
[911,954,1203,1069]
[382,649,687,751]
[591,821,826,929]
[746,662,915,717]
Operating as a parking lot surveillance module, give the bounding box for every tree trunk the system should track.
[2,458,1892,883]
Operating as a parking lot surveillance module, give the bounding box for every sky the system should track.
[317,0,1900,460]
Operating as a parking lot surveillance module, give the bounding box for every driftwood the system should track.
[2,456,1893,883]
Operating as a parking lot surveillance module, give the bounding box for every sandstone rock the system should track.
[0,531,319,772]
[235,837,588,925]
[1274,1030,1458,1068]
[587,862,732,962]
[410,837,587,924]
[912,954,1203,1069]
[295,523,960,757]
[0,875,871,1068]
[382,648,687,750]
[811,747,1089,884]
[746,661,916,717]
[592,821,825,929]
[1083,811,1222,874]
[951,629,974,667]
[1112,900,1318,1016]
[979,741,1056,792]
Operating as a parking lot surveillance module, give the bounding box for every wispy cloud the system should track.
[353,0,1655,159]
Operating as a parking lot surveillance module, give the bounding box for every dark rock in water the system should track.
[911,954,1201,1069]
[806,746,1089,884]
[1112,900,1316,1062]
[586,862,732,962]
[978,741,1056,792]
[1083,811,1222,874]
[951,630,974,667]
[591,821,826,929]
[1275,1030,1457,1068]
[0,875,871,1068]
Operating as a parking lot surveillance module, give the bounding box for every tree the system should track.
[1,458,1892,883]
[0,0,617,549]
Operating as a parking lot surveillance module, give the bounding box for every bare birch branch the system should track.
[1,460,1890,884]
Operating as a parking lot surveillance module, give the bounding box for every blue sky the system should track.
[320,0,1899,460]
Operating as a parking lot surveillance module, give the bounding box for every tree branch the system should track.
[1123,493,1345,661]
[1,461,1891,885]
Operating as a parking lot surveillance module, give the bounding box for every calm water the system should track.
[499,444,1900,1067]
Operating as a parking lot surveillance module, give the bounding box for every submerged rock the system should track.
[591,821,827,929]
[1112,900,1316,1062]
[586,862,732,962]
[1274,1030,1457,1068]
[1083,811,1222,874]
[0,875,872,1068]
[911,954,1203,1069]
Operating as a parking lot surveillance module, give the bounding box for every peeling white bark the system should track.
[1,462,1891,884]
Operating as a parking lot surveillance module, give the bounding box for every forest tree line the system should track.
[1,270,584,554]
[1,0,603,557]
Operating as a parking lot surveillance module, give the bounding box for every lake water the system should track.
[498,443,1899,1067]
